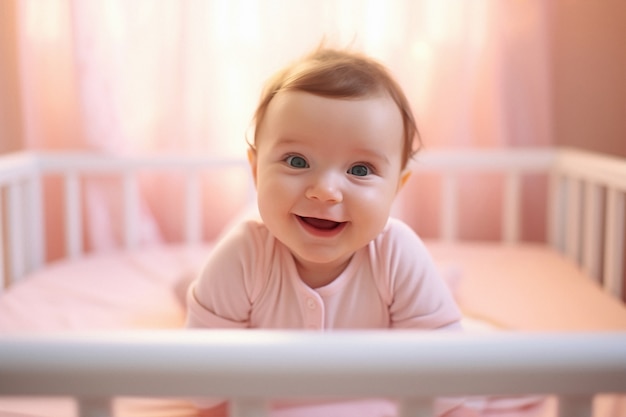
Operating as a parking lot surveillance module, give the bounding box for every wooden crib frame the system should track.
[1,147,625,417]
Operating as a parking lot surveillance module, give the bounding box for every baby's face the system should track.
[249,91,407,279]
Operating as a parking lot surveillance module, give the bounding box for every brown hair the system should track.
[250,47,421,169]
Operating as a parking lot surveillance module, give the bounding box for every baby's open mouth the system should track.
[298,216,344,230]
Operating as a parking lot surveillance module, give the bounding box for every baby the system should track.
[186,47,466,416]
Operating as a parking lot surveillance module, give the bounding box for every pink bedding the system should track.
[1,242,625,417]
[0,245,211,333]
[426,242,626,331]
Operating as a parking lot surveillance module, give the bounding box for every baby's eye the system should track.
[285,155,309,168]
[348,164,371,177]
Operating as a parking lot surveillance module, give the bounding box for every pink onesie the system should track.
[186,217,461,331]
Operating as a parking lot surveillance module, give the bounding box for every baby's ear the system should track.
[398,170,412,191]
[247,147,258,186]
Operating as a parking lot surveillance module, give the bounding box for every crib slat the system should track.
[231,398,268,417]
[27,175,45,272]
[547,172,564,252]
[582,181,602,282]
[565,176,582,263]
[502,172,521,243]
[441,174,458,242]
[8,182,25,284]
[65,173,83,259]
[558,395,592,417]
[604,187,625,299]
[123,172,139,250]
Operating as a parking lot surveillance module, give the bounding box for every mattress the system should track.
[426,241,626,331]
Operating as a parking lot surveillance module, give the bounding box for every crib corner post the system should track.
[76,397,112,417]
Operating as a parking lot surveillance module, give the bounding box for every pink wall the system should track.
[549,0,626,157]
[0,1,22,153]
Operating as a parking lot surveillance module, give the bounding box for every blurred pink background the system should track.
[1,1,624,260]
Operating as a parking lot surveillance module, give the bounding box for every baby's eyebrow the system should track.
[353,148,390,166]
[272,137,308,149]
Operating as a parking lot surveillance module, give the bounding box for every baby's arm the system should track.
[383,219,462,330]
[185,221,257,329]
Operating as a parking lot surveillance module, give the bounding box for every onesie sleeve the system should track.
[185,220,261,329]
[382,219,462,330]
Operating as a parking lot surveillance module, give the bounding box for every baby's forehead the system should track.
[260,90,402,136]
[269,90,401,121]
[260,91,405,157]
[271,90,401,117]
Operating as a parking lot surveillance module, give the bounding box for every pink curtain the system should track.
[10,0,553,258]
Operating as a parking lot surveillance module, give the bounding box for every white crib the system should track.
[0,147,625,417]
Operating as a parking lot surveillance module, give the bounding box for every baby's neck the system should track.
[293,255,353,289]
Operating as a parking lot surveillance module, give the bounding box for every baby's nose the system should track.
[305,173,343,203]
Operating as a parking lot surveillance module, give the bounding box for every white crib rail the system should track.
[549,149,626,299]
[410,148,555,243]
[0,330,625,417]
[0,152,252,289]
[409,147,626,300]
[1,147,625,299]
[36,152,252,257]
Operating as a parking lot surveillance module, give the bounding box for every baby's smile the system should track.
[296,215,347,236]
